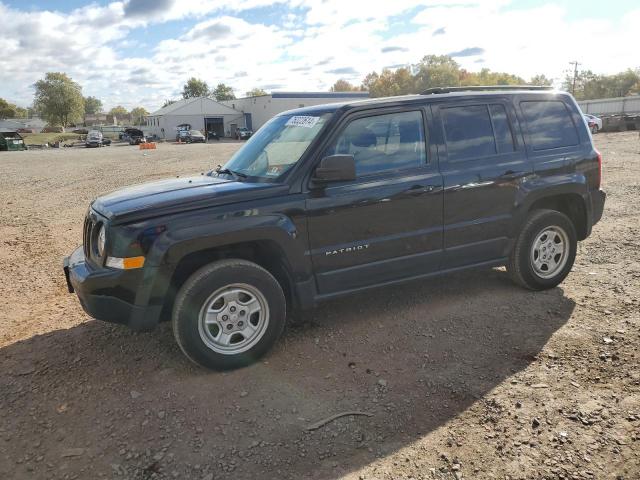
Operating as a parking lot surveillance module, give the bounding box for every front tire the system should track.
[172,259,286,370]
[507,209,577,290]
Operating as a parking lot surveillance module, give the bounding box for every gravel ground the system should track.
[0,134,638,480]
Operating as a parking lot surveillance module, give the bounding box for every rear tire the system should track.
[172,259,286,370]
[507,209,577,290]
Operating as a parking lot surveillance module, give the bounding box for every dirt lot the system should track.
[0,135,638,480]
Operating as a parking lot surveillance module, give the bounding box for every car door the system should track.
[305,107,444,296]
[433,99,532,268]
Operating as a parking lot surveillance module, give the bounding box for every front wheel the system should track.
[507,209,577,290]
[172,259,286,370]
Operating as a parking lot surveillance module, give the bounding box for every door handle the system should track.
[407,185,435,195]
[500,170,524,180]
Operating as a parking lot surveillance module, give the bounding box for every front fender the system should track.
[134,212,310,313]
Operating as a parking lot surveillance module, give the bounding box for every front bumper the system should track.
[63,246,161,331]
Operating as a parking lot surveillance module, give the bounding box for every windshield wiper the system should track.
[215,167,248,180]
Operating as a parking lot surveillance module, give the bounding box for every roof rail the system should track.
[420,85,554,95]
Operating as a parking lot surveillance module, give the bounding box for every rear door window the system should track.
[441,104,497,161]
[520,100,579,150]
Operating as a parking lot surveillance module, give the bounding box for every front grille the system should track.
[83,213,93,259]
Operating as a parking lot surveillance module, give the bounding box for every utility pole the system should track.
[569,61,580,95]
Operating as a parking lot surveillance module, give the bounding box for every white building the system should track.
[145,97,246,140]
[224,91,370,132]
[145,92,370,139]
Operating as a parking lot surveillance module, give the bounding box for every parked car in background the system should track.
[73,128,89,135]
[85,130,104,148]
[123,128,145,145]
[235,127,253,140]
[584,114,602,133]
[64,86,605,370]
[183,130,206,143]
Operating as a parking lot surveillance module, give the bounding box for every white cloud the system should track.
[0,1,638,112]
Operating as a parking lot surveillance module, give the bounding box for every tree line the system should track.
[330,55,549,96]
[2,56,639,126]
[561,68,640,100]
[329,55,640,100]
[0,72,149,127]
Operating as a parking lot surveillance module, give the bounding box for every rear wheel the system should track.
[507,209,577,290]
[172,259,286,370]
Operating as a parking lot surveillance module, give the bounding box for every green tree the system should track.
[33,72,84,126]
[130,106,149,125]
[84,96,103,115]
[13,106,28,118]
[245,88,267,97]
[108,106,129,117]
[330,79,360,92]
[182,77,210,99]
[413,55,461,92]
[0,98,19,118]
[461,68,524,86]
[362,68,415,97]
[529,74,553,86]
[162,99,177,108]
[211,83,235,101]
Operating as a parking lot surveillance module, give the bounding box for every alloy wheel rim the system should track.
[198,283,269,355]
[530,225,569,279]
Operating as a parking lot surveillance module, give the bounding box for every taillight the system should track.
[595,148,602,189]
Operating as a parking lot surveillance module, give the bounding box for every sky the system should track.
[1,0,638,112]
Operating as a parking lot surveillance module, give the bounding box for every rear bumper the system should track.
[64,247,161,331]
[590,189,606,226]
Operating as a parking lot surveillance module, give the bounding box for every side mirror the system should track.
[312,155,356,183]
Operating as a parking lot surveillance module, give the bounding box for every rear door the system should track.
[433,98,532,268]
[305,107,443,295]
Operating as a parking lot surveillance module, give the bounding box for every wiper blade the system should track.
[216,167,248,180]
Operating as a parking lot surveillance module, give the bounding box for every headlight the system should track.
[97,224,106,257]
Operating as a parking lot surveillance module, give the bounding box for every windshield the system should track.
[189,130,201,135]
[220,112,332,180]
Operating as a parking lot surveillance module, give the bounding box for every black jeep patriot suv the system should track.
[64,86,605,370]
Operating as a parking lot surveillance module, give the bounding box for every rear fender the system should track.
[511,175,590,239]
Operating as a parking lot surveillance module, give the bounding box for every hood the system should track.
[92,175,287,224]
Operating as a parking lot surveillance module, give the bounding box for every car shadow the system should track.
[0,267,574,479]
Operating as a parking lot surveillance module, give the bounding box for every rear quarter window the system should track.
[520,100,579,150]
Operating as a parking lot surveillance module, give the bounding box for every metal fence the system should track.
[578,96,640,115]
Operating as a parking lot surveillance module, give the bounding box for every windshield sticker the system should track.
[285,116,320,128]
[266,165,285,176]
